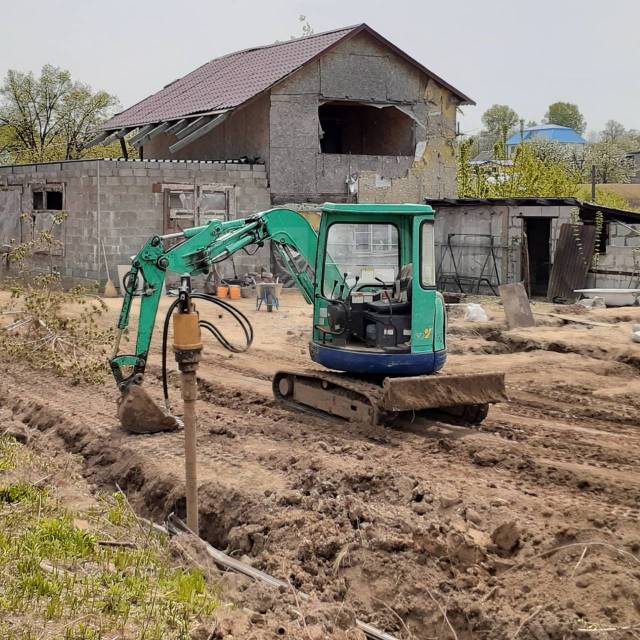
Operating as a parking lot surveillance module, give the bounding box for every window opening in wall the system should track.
[32,189,63,211]
[47,191,63,210]
[33,191,45,210]
[199,190,228,222]
[168,190,195,219]
[319,102,415,156]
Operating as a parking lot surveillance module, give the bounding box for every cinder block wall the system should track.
[587,221,640,288]
[431,204,576,292]
[0,159,271,287]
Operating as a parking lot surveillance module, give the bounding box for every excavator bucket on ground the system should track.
[117,384,180,434]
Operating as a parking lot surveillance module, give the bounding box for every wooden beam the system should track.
[101,127,129,146]
[128,124,156,146]
[134,121,171,146]
[83,130,110,149]
[169,113,229,154]
[165,119,188,135]
[532,312,614,327]
[174,116,211,140]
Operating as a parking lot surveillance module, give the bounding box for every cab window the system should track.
[323,223,399,296]
[420,222,436,287]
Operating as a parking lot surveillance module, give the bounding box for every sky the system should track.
[1,0,639,137]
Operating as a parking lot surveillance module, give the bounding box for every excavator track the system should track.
[272,369,507,427]
[273,369,387,425]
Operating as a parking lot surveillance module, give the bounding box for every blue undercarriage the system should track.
[309,342,447,377]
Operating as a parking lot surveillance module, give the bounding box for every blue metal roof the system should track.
[507,124,586,146]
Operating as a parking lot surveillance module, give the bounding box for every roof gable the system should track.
[103,24,473,130]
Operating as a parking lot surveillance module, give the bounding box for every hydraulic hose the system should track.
[161,293,254,412]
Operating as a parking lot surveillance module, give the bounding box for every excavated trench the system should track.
[3,302,640,639]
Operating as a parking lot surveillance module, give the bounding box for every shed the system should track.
[425,197,640,297]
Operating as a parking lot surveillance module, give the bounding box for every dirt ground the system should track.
[2,290,640,639]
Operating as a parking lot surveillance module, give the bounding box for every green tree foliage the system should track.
[576,186,633,209]
[545,102,586,134]
[601,120,626,144]
[0,125,12,164]
[481,104,519,138]
[523,138,632,185]
[599,120,640,151]
[457,139,580,198]
[0,65,121,163]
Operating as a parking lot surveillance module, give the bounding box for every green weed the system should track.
[0,434,22,470]
[0,483,219,639]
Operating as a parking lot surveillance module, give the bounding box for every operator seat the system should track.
[364,263,413,315]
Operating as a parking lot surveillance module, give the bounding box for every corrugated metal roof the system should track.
[103,23,473,130]
[507,125,586,146]
[424,197,640,223]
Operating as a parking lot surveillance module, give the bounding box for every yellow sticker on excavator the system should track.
[423,327,432,339]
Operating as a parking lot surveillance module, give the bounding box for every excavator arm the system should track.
[110,207,325,390]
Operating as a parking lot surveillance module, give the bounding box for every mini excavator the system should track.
[110,203,506,431]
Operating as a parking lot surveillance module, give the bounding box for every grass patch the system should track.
[0,434,23,471]
[0,436,219,639]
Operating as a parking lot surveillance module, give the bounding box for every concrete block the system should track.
[133,169,148,177]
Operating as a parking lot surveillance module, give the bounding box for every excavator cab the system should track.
[272,203,506,424]
[308,203,445,376]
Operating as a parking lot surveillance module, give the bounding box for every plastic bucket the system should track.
[216,285,229,298]
[229,285,241,300]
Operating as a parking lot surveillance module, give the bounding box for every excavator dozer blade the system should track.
[273,369,507,427]
[117,385,180,434]
[381,372,507,412]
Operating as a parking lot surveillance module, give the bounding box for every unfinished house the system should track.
[425,197,640,300]
[0,24,472,287]
[94,23,473,205]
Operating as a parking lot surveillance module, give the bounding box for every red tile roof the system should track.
[103,24,473,130]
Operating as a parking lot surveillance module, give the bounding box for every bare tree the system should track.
[0,65,118,162]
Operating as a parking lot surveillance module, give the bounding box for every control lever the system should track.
[330,279,339,299]
[347,275,360,299]
[338,272,348,299]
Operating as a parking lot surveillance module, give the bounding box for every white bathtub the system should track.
[574,288,640,307]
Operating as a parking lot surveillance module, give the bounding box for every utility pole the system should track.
[172,275,202,533]
[591,164,596,201]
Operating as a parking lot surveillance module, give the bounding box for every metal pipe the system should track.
[97,161,101,280]
[160,231,187,240]
[172,279,203,534]
[180,369,199,532]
